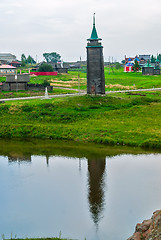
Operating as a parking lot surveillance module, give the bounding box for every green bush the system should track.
[42,79,50,87]
[38,63,53,72]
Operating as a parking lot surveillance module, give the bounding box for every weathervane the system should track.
[93,13,96,26]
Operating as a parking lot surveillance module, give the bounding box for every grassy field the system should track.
[1,67,161,94]
[0,92,161,148]
[0,89,78,99]
[25,68,161,91]
[104,67,161,90]
[1,67,161,149]
[26,67,161,91]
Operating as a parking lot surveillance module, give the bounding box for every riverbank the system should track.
[128,210,161,240]
[0,92,161,149]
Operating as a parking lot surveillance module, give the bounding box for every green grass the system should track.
[0,76,6,82]
[0,89,78,99]
[29,71,86,84]
[28,68,161,91]
[1,92,161,149]
[104,67,161,90]
[0,71,87,92]
[1,67,161,93]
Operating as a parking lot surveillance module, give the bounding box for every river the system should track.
[0,139,161,240]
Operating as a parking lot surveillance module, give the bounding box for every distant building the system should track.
[124,62,133,72]
[0,53,17,63]
[63,61,87,69]
[34,61,68,74]
[142,62,154,75]
[142,61,160,75]
[124,54,152,72]
[125,55,151,66]
[69,62,81,69]
[139,55,151,65]
[124,57,140,72]
[125,55,136,65]
[1,74,30,91]
[9,61,21,68]
[0,64,16,74]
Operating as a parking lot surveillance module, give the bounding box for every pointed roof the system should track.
[156,56,160,62]
[144,60,153,68]
[87,13,102,41]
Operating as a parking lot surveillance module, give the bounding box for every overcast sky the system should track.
[0,0,161,62]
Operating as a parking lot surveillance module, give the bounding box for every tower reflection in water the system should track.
[7,150,106,227]
[87,157,106,226]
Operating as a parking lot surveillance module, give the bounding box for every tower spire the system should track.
[88,13,101,41]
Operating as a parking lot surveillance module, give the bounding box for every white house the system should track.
[0,64,16,74]
[0,53,17,63]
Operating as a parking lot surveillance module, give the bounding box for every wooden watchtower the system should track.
[86,14,105,94]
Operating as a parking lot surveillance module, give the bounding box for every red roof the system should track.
[10,61,21,64]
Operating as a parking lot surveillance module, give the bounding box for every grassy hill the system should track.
[0,92,161,149]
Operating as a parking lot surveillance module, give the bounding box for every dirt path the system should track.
[1,88,161,102]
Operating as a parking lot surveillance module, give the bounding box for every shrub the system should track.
[38,63,53,72]
[42,79,50,87]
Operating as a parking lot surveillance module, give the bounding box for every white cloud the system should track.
[4,10,14,14]
[0,0,161,61]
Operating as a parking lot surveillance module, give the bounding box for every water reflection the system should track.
[1,139,154,229]
[4,142,107,227]
[0,139,158,240]
[87,157,106,226]
[46,155,50,166]
[8,154,31,164]
[6,153,51,166]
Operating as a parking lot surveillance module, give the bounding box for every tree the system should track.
[157,54,161,63]
[115,62,121,69]
[43,52,61,63]
[21,61,26,67]
[21,53,27,67]
[26,55,36,64]
[151,55,156,63]
[21,54,36,65]
[38,63,53,72]
[21,53,27,62]
[132,59,141,72]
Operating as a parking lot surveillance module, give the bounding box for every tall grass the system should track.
[0,93,161,149]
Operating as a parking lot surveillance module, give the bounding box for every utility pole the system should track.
[111,57,114,73]
[78,70,80,95]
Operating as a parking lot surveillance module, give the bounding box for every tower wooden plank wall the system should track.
[86,14,105,94]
